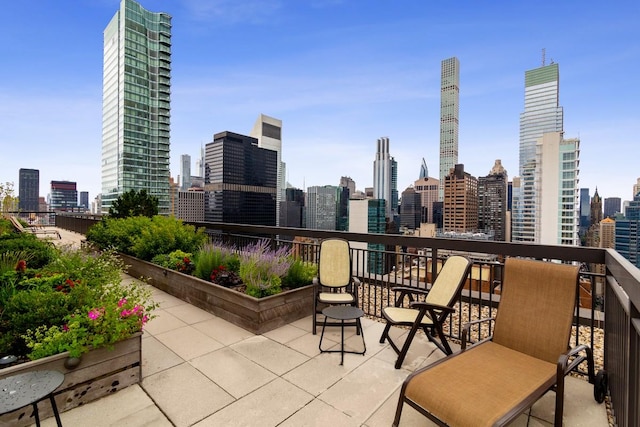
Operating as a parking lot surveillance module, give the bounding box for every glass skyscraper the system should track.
[18,168,39,212]
[373,137,398,222]
[439,57,459,201]
[101,0,172,213]
[513,63,563,242]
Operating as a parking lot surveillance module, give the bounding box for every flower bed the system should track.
[121,254,314,334]
[0,333,141,426]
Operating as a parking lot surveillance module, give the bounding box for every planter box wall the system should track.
[0,333,141,427]
[120,254,314,334]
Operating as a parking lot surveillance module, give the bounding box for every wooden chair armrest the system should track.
[351,276,361,286]
[461,317,495,350]
[390,286,430,308]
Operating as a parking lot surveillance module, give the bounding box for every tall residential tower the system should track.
[101,0,172,213]
[512,62,563,242]
[439,57,460,201]
[373,137,398,221]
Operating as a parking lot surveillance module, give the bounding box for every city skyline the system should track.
[1,1,639,205]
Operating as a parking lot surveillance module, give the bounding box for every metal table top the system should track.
[322,305,365,320]
[0,370,64,415]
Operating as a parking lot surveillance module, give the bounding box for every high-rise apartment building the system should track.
[204,131,277,225]
[306,185,338,230]
[176,188,205,222]
[79,191,89,211]
[604,197,622,218]
[101,0,172,214]
[18,168,39,211]
[50,181,78,211]
[180,154,191,190]
[535,132,580,246]
[513,62,564,242]
[373,137,398,221]
[337,177,355,232]
[439,57,460,201]
[250,114,284,226]
[600,218,615,249]
[615,193,640,268]
[443,164,478,233]
[478,160,508,241]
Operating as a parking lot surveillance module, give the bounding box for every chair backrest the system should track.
[318,238,352,289]
[425,256,472,307]
[492,258,579,364]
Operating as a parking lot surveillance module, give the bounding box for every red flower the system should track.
[15,260,27,272]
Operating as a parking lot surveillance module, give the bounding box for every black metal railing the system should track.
[52,213,639,426]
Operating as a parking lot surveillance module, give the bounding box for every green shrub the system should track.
[86,215,208,261]
[282,258,317,289]
[193,243,239,280]
[152,250,195,275]
[0,233,56,268]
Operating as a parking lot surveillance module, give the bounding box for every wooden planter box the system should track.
[119,254,314,334]
[0,333,141,426]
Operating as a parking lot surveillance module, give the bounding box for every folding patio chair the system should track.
[312,238,360,335]
[393,257,607,427]
[379,255,472,368]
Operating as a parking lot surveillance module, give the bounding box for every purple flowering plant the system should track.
[238,239,293,298]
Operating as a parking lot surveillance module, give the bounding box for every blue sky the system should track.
[1,0,639,205]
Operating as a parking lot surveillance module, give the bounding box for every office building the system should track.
[101,0,172,214]
[604,197,622,218]
[180,154,191,190]
[579,188,591,236]
[439,57,460,201]
[337,177,355,231]
[600,218,615,249]
[634,178,640,198]
[176,188,205,222]
[373,137,398,221]
[50,181,78,211]
[478,160,508,241]
[419,158,428,180]
[585,189,603,247]
[250,114,284,225]
[534,132,580,246]
[513,63,563,243]
[18,168,39,211]
[306,185,338,230]
[280,187,305,229]
[204,131,277,225]
[400,186,421,230]
[615,193,640,268]
[443,164,478,233]
[414,176,439,224]
[79,191,89,211]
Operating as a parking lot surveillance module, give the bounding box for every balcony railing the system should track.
[52,213,639,426]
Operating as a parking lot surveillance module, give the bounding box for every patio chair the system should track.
[10,216,61,239]
[393,257,607,427]
[312,238,361,335]
[379,255,472,369]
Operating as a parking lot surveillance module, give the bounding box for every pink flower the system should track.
[118,298,127,307]
[120,309,131,317]
[62,324,69,332]
[88,309,102,320]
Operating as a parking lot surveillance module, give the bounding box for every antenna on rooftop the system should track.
[541,48,546,66]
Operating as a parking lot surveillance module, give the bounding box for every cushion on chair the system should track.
[425,256,471,307]
[382,307,433,326]
[404,342,556,427]
[318,292,355,304]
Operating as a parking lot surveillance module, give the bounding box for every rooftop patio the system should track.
[28,225,612,426]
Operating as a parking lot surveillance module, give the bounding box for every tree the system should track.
[0,181,18,212]
[108,189,159,218]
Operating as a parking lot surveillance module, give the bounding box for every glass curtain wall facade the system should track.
[204,132,277,226]
[513,63,563,242]
[439,57,459,201]
[18,168,40,211]
[373,137,398,221]
[102,0,172,213]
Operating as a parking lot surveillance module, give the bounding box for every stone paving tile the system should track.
[142,362,234,427]
[190,347,277,399]
[279,399,360,427]
[230,335,309,376]
[193,378,313,427]
[152,325,224,361]
[164,303,216,324]
[141,334,184,377]
[285,330,337,358]
[38,384,172,427]
[143,308,188,336]
[318,356,409,424]
[192,316,254,346]
[262,323,308,344]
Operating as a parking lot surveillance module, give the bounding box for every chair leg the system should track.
[380,323,392,344]
[393,382,409,426]
[395,322,422,369]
